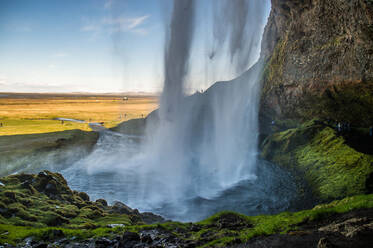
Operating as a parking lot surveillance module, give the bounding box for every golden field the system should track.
[0,93,158,136]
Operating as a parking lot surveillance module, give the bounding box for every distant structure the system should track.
[123,96,128,101]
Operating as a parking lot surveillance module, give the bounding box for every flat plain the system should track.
[0,93,158,136]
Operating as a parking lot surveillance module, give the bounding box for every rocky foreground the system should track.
[0,171,372,247]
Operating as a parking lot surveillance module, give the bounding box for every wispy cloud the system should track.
[103,15,149,29]
[81,15,150,36]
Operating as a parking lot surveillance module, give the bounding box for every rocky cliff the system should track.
[260,0,373,127]
[259,0,373,203]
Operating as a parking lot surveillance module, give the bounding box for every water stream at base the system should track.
[61,130,300,222]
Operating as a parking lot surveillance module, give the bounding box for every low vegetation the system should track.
[0,170,372,247]
[0,94,158,136]
[0,130,98,176]
[261,119,373,201]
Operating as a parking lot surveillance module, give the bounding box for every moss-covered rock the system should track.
[261,120,373,201]
[0,171,164,231]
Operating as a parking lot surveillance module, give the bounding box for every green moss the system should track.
[261,120,373,200]
[195,194,373,247]
[262,35,289,94]
[1,194,373,246]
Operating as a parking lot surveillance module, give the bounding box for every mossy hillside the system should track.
[110,118,146,135]
[0,130,98,176]
[261,120,373,200]
[1,192,373,247]
[0,171,145,232]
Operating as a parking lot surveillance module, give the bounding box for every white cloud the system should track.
[81,15,150,35]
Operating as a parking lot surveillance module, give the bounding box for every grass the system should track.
[261,120,373,200]
[0,94,158,136]
[1,192,372,246]
[0,130,98,176]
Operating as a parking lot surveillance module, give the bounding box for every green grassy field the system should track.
[0,93,158,136]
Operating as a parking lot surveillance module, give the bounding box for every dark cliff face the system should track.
[260,0,373,127]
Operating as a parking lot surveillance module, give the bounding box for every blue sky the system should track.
[0,0,270,93]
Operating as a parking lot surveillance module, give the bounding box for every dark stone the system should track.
[32,243,48,248]
[4,191,16,201]
[317,237,335,248]
[78,192,90,202]
[95,199,108,206]
[216,212,251,230]
[140,234,153,244]
[122,232,140,242]
[95,237,114,247]
[112,201,133,215]
[121,231,141,248]
[140,212,165,224]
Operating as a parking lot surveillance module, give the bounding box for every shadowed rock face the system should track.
[260,0,373,128]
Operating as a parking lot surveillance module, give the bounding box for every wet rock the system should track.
[121,232,140,248]
[78,192,90,202]
[318,217,373,238]
[112,201,133,215]
[32,243,47,248]
[43,213,69,226]
[190,224,202,232]
[140,212,165,224]
[140,233,153,244]
[32,171,72,198]
[95,199,107,207]
[317,237,334,248]
[4,191,16,201]
[216,212,251,230]
[94,237,114,248]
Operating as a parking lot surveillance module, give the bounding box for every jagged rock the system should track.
[215,212,251,230]
[111,201,133,215]
[78,192,90,202]
[95,199,107,207]
[94,237,114,248]
[121,232,140,248]
[140,212,165,224]
[32,243,47,248]
[32,171,72,198]
[319,217,373,238]
[317,237,334,248]
[4,191,16,201]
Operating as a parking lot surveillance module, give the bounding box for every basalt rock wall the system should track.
[260,0,373,129]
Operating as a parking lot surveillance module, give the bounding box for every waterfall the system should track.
[63,0,301,222]
[135,0,269,207]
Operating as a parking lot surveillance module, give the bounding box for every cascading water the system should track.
[61,0,301,221]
